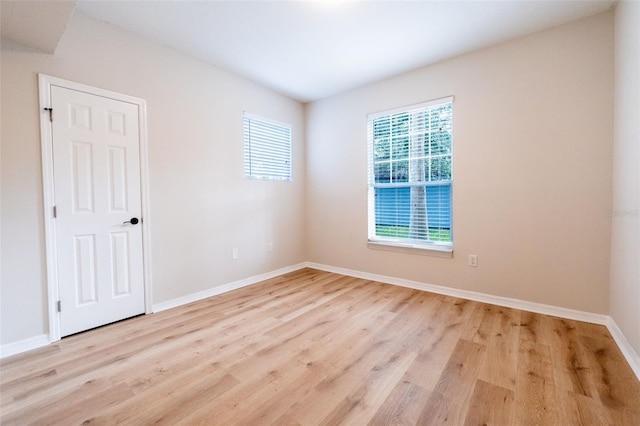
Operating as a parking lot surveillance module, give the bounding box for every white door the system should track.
[51,85,145,337]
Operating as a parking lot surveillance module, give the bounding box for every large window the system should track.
[367,97,453,251]
[243,112,292,181]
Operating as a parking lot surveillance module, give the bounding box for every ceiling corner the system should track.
[1,0,77,54]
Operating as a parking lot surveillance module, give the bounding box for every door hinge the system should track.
[57,300,61,312]
[44,107,53,122]
[53,206,57,218]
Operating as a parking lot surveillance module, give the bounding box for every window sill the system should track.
[367,240,453,258]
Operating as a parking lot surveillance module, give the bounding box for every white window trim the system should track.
[367,96,454,256]
[243,111,291,129]
[367,96,454,120]
[367,241,453,258]
[243,112,292,182]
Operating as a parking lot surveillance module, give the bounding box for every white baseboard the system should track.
[305,262,609,325]
[606,317,640,380]
[152,262,307,313]
[305,262,640,381]
[0,334,50,359]
[3,261,639,383]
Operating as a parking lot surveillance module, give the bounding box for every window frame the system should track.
[243,112,292,182]
[366,96,454,256]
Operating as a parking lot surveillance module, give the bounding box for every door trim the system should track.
[38,74,153,342]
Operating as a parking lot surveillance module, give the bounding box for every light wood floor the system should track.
[1,268,639,425]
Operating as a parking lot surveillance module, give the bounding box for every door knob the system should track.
[123,217,139,225]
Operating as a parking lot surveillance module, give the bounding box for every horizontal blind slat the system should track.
[368,101,453,245]
[244,114,292,181]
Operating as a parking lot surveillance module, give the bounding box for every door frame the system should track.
[38,74,153,342]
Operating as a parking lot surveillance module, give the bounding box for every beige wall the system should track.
[306,12,614,314]
[0,11,306,345]
[611,1,640,355]
[2,8,628,351]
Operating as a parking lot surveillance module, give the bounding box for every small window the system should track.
[367,97,453,251]
[243,113,292,181]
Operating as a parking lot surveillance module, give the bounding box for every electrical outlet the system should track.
[468,255,477,267]
[232,248,238,260]
[267,242,273,253]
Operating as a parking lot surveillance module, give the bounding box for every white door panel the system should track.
[51,85,145,337]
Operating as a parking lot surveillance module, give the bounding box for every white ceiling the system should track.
[3,1,616,102]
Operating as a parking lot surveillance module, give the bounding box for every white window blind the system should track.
[367,97,453,249]
[244,113,292,181]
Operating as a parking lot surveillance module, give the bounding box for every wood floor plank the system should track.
[90,371,238,425]
[401,296,476,392]
[460,303,495,344]
[179,359,332,425]
[514,339,559,425]
[578,333,640,418]
[416,339,486,426]
[1,308,261,410]
[269,413,301,426]
[2,379,135,426]
[1,269,638,425]
[316,347,417,425]
[283,319,401,424]
[547,317,598,398]
[233,362,334,426]
[477,306,520,391]
[556,391,612,425]
[519,310,553,346]
[463,379,515,426]
[368,379,431,425]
